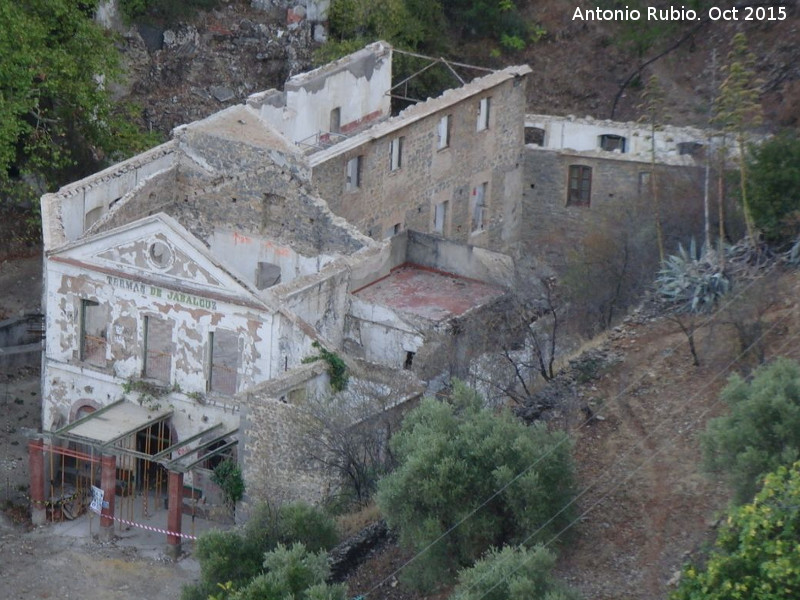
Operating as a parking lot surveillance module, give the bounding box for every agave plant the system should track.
[656,239,730,314]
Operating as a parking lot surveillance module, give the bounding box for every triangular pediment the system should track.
[52,214,262,303]
[94,232,225,287]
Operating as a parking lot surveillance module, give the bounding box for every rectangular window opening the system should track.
[599,134,626,153]
[471,182,488,232]
[346,155,362,190]
[477,97,491,131]
[390,137,404,171]
[143,316,172,383]
[434,200,448,234]
[330,107,341,134]
[79,299,107,366]
[208,330,238,395]
[437,115,451,149]
[567,165,592,207]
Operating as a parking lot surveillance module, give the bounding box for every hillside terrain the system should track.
[112,0,800,137]
[2,2,800,599]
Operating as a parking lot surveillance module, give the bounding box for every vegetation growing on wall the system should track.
[303,341,349,392]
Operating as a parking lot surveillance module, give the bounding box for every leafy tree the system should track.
[230,543,347,600]
[376,380,575,590]
[672,462,800,600]
[450,545,580,600]
[702,358,800,504]
[746,133,800,244]
[211,458,245,517]
[0,1,156,209]
[713,33,763,246]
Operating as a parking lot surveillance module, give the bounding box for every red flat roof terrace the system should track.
[354,264,505,322]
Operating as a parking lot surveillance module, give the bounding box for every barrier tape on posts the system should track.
[90,504,198,540]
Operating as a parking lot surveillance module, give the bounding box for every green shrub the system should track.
[747,133,800,244]
[182,501,338,600]
[119,0,219,25]
[376,380,575,590]
[244,501,339,553]
[702,358,800,503]
[450,545,580,600]
[231,543,346,600]
[672,462,800,600]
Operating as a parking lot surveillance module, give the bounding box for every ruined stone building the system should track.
[32,42,530,550]
[32,40,719,551]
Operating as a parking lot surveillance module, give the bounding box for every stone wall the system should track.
[310,69,529,254]
[522,147,709,268]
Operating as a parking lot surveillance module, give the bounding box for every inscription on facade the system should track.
[106,275,218,310]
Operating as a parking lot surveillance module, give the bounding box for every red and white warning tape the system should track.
[91,507,198,540]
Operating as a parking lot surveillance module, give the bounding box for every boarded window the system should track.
[437,115,451,149]
[434,200,448,234]
[346,156,362,190]
[143,316,172,382]
[79,300,106,366]
[599,134,626,152]
[209,330,238,395]
[567,165,592,206]
[390,137,404,171]
[525,127,545,146]
[477,97,491,131]
[471,182,488,232]
[256,262,281,289]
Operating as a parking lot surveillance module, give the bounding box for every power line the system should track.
[363,264,792,597]
[467,298,800,600]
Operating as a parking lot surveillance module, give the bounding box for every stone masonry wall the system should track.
[522,147,708,268]
[311,75,526,254]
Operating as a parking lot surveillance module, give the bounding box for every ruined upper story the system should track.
[524,114,737,165]
[40,104,373,294]
[246,41,393,150]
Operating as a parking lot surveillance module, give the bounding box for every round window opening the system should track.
[148,241,173,269]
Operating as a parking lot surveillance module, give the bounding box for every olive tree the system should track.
[376,380,575,590]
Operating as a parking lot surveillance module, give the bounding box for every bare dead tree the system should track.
[297,377,410,505]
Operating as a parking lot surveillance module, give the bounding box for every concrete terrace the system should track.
[354,264,505,322]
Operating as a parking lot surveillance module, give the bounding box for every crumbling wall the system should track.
[249,41,392,145]
[310,68,529,254]
[238,362,330,510]
[40,142,178,250]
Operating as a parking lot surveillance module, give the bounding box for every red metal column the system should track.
[28,439,46,526]
[100,454,116,533]
[166,470,184,558]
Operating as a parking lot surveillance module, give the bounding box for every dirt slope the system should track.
[342,271,800,600]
